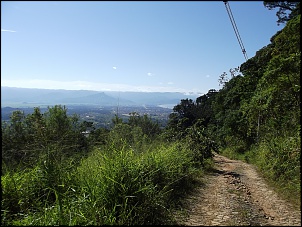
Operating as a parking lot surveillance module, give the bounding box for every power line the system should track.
[224,1,248,61]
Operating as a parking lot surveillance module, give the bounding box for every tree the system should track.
[167,98,197,133]
[24,107,47,148]
[2,110,27,166]
[165,90,219,143]
[212,74,255,149]
[195,89,218,127]
[242,14,300,141]
[88,127,110,146]
[2,105,90,170]
[263,1,300,25]
[128,112,161,138]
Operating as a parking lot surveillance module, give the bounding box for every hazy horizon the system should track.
[1,85,204,95]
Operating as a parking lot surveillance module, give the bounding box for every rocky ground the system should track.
[176,153,301,226]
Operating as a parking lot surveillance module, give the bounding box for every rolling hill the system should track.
[1,87,201,108]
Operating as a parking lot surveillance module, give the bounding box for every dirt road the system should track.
[177,153,301,226]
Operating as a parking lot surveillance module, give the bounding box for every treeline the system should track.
[166,10,300,207]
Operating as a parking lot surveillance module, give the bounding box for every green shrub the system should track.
[251,135,300,208]
[74,140,198,225]
[2,115,209,225]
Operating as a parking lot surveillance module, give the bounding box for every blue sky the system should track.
[1,1,284,94]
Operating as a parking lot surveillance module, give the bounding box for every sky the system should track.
[1,1,284,94]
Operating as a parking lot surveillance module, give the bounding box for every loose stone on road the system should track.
[177,153,301,226]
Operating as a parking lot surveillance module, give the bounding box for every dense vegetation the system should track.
[167,3,300,208]
[2,105,214,225]
[2,2,300,225]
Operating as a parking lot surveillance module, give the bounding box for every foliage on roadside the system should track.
[2,105,211,225]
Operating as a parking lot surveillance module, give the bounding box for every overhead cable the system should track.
[224,1,248,61]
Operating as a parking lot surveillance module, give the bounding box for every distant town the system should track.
[1,105,174,129]
[1,86,201,129]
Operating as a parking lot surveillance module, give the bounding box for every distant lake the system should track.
[158,104,175,109]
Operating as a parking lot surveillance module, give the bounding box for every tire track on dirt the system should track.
[177,153,301,226]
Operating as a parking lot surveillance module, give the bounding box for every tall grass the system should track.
[2,139,202,225]
[1,145,80,225]
[252,135,301,209]
[221,134,301,210]
[74,140,199,225]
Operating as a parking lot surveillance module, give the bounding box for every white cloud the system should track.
[147,72,152,76]
[206,74,210,78]
[167,82,174,85]
[1,29,17,32]
[112,66,117,70]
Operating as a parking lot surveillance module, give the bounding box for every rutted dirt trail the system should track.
[178,153,301,226]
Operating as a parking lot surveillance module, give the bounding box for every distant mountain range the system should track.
[1,87,201,108]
